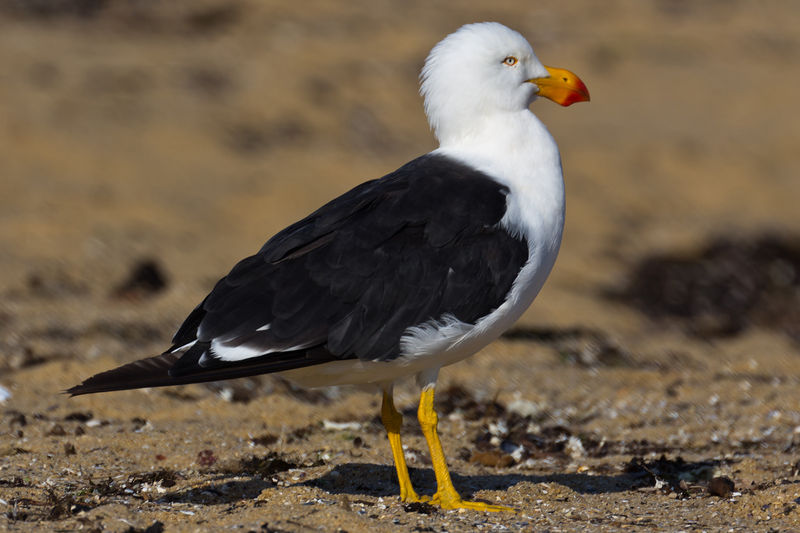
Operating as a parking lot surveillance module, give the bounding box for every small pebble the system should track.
[47,424,67,437]
[708,476,735,498]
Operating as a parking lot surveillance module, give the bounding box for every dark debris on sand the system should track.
[614,233,800,341]
[624,455,732,498]
[111,258,169,300]
[434,383,676,470]
[503,326,635,367]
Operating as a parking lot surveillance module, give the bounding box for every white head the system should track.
[420,22,589,145]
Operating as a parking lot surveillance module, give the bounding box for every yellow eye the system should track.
[503,56,518,66]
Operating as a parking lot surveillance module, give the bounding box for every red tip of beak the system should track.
[534,66,591,107]
[560,77,591,106]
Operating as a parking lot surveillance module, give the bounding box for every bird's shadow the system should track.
[161,463,644,506]
[304,463,643,500]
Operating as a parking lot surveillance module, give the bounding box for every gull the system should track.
[69,22,589,512]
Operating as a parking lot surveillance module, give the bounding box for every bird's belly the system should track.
[279,357,435,389]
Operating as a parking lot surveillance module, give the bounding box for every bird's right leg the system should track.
[381,386,427,503]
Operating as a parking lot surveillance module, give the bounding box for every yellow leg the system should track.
[417,386,514,512]
[381,390,427,503]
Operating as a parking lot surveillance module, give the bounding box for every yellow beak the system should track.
[529,66,590,107]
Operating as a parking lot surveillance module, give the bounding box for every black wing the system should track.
[68,154,528,395]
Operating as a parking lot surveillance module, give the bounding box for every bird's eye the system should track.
[502,56,518,66]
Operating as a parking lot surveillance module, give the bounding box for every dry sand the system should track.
[2,1,800,531]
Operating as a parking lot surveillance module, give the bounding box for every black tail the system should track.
[67,346,340,396]
[68,351,196,396]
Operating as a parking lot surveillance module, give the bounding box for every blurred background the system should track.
[2,0,800,528]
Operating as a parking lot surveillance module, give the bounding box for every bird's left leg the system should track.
[416,370,514,512]
[381,385,427,503]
